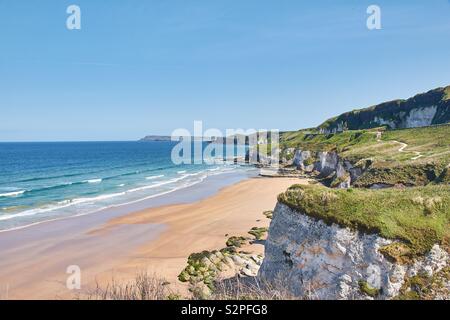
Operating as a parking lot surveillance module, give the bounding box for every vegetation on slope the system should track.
[278,184,450,257]
[317,86,450,132]
[381,125,450,161]
[444,86,450,101]
[395,267,450,300]
[281,128,379,159]
[274,88,450,299]
[281,124,450,164]
[353,162,446,188]
[280,124,450,187]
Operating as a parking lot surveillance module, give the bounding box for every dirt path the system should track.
[393,140,423,160]
[376,131,423,160]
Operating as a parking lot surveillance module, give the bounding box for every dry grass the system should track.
[81,272,298,300]
[84,272,178,300]
[320,190,338,205]
[412,196,443,215]
[209,276,297,300]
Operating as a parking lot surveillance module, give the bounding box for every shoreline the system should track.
[0,171,254,235]
[0,174,306,299]
[82,176,307,299]
[0,167,255,234]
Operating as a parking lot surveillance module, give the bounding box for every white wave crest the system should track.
[0,190,25,198]
[0,166,242,230]
[145,175,165,180]
[0,192,126,222]
[84,178,102,184]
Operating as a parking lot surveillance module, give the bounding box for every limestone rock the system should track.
[258,203,449,300]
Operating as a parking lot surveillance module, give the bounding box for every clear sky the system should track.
[1,0,450,141]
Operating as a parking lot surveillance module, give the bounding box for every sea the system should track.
[0,141,253,232]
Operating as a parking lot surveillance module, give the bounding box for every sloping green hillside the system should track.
[280,124,449,187]
[317,86,450,133]
[281,124,450,164]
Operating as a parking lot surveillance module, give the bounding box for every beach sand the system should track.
[0,176,307,299]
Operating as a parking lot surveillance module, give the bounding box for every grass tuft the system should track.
[248,227,268,240]
[226,236,248,248]
[358,280,380,298]
[85,272,175,300]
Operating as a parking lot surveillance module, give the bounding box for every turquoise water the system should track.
[0,141,249,232]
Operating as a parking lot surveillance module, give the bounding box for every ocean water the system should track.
[0,141,251,232]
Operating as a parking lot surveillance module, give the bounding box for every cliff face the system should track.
[258,203,449,300]
[259,87,450,300]
[292,150,357,188]
[318,86,450,133]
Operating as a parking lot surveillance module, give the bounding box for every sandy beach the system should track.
[0,176,306,299]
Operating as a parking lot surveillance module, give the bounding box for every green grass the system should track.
[281,124,450,164]
[444,86,450,101]
[281,129,379,157]
[381,125,450,162]
[395,267,450,300]
[226,236,248,248]
[263,210,274,219]
[178,248,233,289]
[353,162,447,188]
[358,280,380,298]
[248,227,268,240]
[278,184,450,257]
[280,125,450,187]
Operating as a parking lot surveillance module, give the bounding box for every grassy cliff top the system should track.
[281,124,450,165]
[317,85,450,132]
[278,184,450,257]
[444,86,450,101]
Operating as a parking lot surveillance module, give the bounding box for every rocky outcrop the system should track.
[290,150,358,188]
[178,247,264,298]
[315,151,339,176]
[344,106,438,131]
[284,145,446,188]
[258,203,449,300]
[293,150,313,172]
[403,106,438,128]
[281,148,296,166]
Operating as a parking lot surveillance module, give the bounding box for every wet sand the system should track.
[0,175,306,299]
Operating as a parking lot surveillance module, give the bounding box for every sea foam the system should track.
[0,190,25,198]
[145,175,165,180]
[84,178,102,184]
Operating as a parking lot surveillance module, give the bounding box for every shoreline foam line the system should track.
[0,168,244,233]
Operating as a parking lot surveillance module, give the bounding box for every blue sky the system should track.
[1,0,450,141]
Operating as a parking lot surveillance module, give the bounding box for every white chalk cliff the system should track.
[258,203,448,300]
